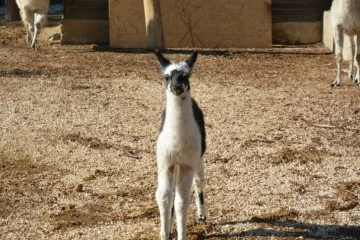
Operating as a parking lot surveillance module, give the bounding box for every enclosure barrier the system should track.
[61,0,332,48]
[109,0,272,49]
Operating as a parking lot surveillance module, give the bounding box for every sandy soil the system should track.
[0,20,359,240]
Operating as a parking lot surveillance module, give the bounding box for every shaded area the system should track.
[207,218,360,240]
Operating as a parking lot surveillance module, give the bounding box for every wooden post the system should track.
[143,0,165,50]
[5,0,20,21]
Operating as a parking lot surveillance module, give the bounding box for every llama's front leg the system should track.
[21,9,34,45]
[332,26,344,87]
[193,158,206,222]
[175,165,194,240]
[32,11,48,50]
[28,23,35,47]
[355,34,360,85]
[32,12,42,50]
[31,23,39,50]
[348,36,356,81]
[156,166,175,240]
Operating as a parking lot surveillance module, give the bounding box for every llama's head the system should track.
[156,51,198,96]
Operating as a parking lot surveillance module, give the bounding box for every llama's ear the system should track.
[185,51,198,68]
[155,50,171,69]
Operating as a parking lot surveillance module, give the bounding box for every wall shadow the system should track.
[92,44,333,57]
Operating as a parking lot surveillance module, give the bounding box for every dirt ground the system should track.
[0,19,359,240]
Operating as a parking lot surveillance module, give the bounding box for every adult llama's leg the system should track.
[332,25,344,87]
[355,34,360,85]
[32,10,47,50]
[20,8,34,44]
[348,35,356,81]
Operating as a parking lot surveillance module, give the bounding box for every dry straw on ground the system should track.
[0,20,359,240]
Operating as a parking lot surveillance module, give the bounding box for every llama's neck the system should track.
[164,89,193,129]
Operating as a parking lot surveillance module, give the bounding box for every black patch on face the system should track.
[166,70,190,96]
[198,192,205,205]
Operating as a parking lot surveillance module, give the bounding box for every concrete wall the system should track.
[159,0,272,48]
[323,11,334,52]
[109,0,272,49]
[273,22,322,44]
[109,0,146,48]
[63,0,334,48]
[272,0,331,44]
[62,20,109,44]
[62,0,109,45]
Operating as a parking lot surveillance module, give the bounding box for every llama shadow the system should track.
[196,218,360,240]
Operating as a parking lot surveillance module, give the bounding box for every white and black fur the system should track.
[331,0,360,87]
[155,51,206,240]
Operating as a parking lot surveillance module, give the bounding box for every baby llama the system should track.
[155,51,207,240]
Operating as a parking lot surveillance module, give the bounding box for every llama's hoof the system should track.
[331,83,339,88]
[350,74,355,81]
[198,215,207,222]
[31,42,38,50]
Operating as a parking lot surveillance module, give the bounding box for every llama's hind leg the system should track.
[193,158,206,222]
[156,166,175,240]
[20,8,34,45]
[354,34,360,85]
[175,165,194,240]
[348,36,356,81]
[332,26,344,87]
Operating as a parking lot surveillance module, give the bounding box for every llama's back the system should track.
[331,0,360,35]
[16,0,50,11]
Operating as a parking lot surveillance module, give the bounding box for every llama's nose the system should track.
[173,84,184,95]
